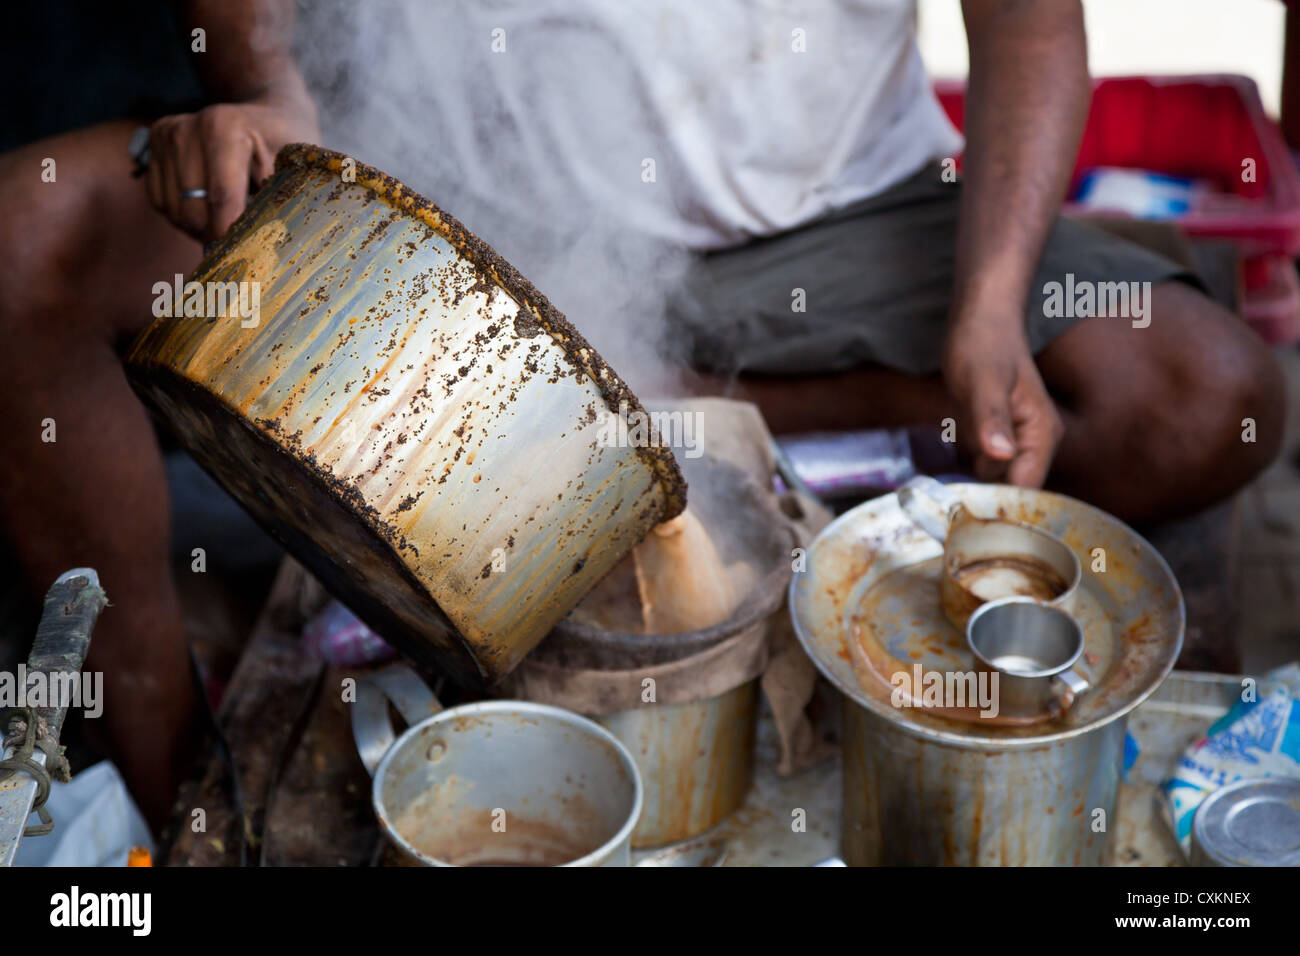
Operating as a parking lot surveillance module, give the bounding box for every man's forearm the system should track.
[953,0,1089,330]
[185,0,311,108]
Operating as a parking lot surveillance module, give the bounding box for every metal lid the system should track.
[1191,778,1300,867]
[789,484,1184,749]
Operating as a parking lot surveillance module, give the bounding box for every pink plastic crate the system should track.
[1242,253,1300,342]
[936,75,1300,255]
[936,75,1300,341]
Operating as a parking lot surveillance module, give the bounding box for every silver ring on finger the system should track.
[180,188,208,200]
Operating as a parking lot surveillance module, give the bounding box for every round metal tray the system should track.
[790,484,1184,748]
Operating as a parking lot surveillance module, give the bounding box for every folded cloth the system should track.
[1162,662,1300,854]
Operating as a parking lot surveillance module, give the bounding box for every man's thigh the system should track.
[0,120,201,344]
[672,163,1199,379]
[1035,278,1279,420]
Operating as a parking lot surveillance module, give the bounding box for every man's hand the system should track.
[146,95,316,242]
[943,0,1087,489]
[943,319,1063,488]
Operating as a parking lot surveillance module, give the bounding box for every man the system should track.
[1,0,316,826]
[0,0,1282,824]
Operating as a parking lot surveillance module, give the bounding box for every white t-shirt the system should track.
[320,0,963,252]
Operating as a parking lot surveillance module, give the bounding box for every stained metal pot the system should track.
[534,456,793,847]
[791,484,1184,865]
[602,680,759,848]
[127,145,684,686]
[352,664,642,867]
[842,700,1128,865]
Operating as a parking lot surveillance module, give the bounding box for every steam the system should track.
[293,0,695,399]
[291,3,777,585]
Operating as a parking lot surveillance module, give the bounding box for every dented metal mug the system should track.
[352,664,642,867]
[966,597,1091,718]
[896,476,1082,633]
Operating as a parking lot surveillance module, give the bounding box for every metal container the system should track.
[842,701,1128,864]
[352,664,642,866]
[602,681,758,848]
[898,476,1082,634]
[1190,778,1300,866]
[127,145,684,687]
[966,597,1091,720]
[790,484,1184,865]
[534,456,793,847]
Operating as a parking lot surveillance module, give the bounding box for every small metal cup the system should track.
[966,597,1090,719]
[897,476,1081,632]
[351,664,642,866]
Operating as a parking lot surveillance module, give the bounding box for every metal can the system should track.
[1190,778,1300,866]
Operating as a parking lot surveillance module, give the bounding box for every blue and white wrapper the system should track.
[1161,663,1300,855]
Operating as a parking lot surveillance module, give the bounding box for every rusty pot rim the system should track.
[269,143,685,520]
[552,544,794,662]
[547,455,797,665]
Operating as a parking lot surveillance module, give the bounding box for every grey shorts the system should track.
[669,162,1200,377]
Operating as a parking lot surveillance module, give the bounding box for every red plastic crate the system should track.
[1241,253,1300,342]
[935,74,1300,256]
[936,75,1300,342]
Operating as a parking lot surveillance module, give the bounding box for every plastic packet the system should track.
[1161,662,1300,854]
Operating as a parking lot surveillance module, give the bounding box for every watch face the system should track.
[128,125,152,165]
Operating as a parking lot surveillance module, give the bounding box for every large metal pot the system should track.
[604,683,760,849]
[790,484,1183,865]
[544,619,774,849]
[525,456,793,847]
[127,145,685,686]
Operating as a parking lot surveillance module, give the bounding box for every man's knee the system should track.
[0,122,196,343]
[1210,338,1285,469]
[1126,289,1284,484]
[0,151,101,327]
